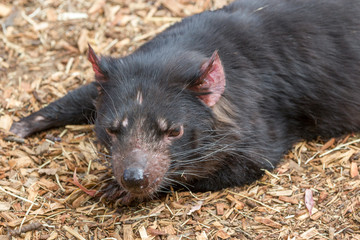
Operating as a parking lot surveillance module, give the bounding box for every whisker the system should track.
[162,177,193,192]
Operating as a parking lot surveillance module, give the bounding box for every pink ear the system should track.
[88,44,105,80]
[192,51,226,107]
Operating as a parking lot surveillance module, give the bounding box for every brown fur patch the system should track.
[212,97,238,129]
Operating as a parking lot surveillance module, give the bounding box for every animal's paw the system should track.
[98,179,135,206]
[10,121,32,138]
[10,114,49,138]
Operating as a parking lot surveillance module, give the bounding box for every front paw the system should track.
[10,114,48,138]
[10,120,33,138]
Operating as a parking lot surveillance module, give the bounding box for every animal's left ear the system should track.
[88,44,107,83]
[191,50,226,107]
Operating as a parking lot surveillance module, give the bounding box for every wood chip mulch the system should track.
[0,0,359,239]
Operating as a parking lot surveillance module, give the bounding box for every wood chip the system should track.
[187,200,203,215]
[350,162,359,178]
[320,138,335,151]
[318,191,329,203]
[139,226,149,240]
[149,203,166,215]
[0,202,11,211]
[0,3,11,17]
[300,227,319,239]
[38,168,58,175]
[278,196,299,204]
[254,217,282,229]
[296,208,319,220]
[0,115,13,131]
[35,141,51,155]
[123,224,134,240]
[46,8,57,21]
[161,0,185,16]
[215,229,230,239]
[310,211,323,220]
[77,29,89,54]
[225,194,245,209]
[268,189,293,196]
[58,12,88,21]
[329,227,335,240]
[88,0,106,14]
[8,156,34,169]
[163,225,176,235]
[147,228,167,236]
[63,226,86,240]
[216,203,225,215]
[196,231,208,240]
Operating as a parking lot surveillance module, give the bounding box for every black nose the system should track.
[121,167,148,190]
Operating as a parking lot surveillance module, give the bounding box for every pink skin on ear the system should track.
[193,50,226,107]
[87,44,105,79]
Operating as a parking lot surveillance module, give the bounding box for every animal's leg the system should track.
[10,82,98,138]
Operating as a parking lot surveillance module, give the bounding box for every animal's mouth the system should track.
[121,176,163,198]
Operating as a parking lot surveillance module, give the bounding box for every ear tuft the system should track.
[88,44,106,81]
[192,50,226,107]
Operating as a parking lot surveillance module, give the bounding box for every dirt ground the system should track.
[0,0,359,239]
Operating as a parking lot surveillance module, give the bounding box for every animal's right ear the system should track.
[88,44,106,83]
[189,50,226,107]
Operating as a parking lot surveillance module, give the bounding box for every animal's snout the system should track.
[121,167,148,190]
[120,149,150,191]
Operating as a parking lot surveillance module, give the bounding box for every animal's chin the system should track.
[120,178,163,199]
[126,189,154,198]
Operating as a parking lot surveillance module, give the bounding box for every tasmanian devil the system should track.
[10,0,360,203]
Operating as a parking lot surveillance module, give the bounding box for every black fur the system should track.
[11,0,360,196]
[11,83,98,138]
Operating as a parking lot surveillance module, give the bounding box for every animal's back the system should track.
[245,0,360,140]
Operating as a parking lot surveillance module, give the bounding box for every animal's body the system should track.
[11,0,360,202]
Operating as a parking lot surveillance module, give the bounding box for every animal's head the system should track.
[88,45,227,199]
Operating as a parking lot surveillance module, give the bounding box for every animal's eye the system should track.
[106,127,119,136]
[106,119,125,136]
[167,125,184,139]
